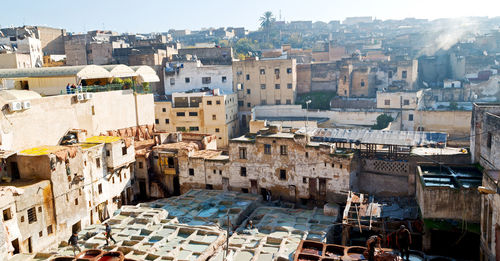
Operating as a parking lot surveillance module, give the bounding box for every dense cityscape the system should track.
[0,5,499,261]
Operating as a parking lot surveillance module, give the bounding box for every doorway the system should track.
[11,239,19,254]
[72,221,81,234]
[250,180,258,194]
[309,178,317,200]
[222,178,229,191]
[138,179,147,200]
[27,237,32,253]
[10,162,20,180]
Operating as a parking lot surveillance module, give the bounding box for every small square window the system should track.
[207,100,212,105]
[189,111,198,116]
[287,83,292,89]
[402,71,407,79]
[260,69,265,75]
[384,100,390,106]
[240,167,247,177]
[39,231,43,237]
[275,100,281,105]
[202,77,211,84]
[261,84,266,89]
[215,128,220,133]
[238,101,244,107]
[246,74,250,80]
[216,100,221,105]
[239,147,247,159]
[177,112,185,116]
[189,168,194,176]
[237,83,243,90]
[275,68,280,75]
[165,119,170,124]
[212,114,217,120]
[170,78,175,85]
[247,102,251,108]
[222,76,227,82]
[361,80,365,87]
[264,144,271,154]
[155,119,159,124]
[185,77,190,83]
[404,99,410,106]
[275,84,280,89]
[162,108,166,112]
[189,126,199,131]
[286,99,291,105]
[287,68,292,74]
[247,89,251,94]
[303,177,308,183]
[3,208,12,221]
[279,169,287,180]
[408,114,414,121]
[176,127,186,131]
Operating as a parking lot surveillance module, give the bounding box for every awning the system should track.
[130,65,160,83]
[101,65,137,78]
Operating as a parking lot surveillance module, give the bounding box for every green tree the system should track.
[259,11,275,43]
[372,114,394,130]
[234,38,258,57]
[112,78,123,84]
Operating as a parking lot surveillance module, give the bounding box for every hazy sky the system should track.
[1,0,499,33]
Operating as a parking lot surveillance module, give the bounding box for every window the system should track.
[305,152,309,158]
[384,100,390,106]
[155,119,159,124]
[264,144,271,154]
[261,84,266,89]
[3,208,12,221]
[279,169,287,180]
[139,162,143,169]
[240,167,247,177]
[241,188,249,193]
[287,68,292,74]
[247,89,251,94]
[189,168,194,176]
[388,71,393,78]
[189,126,199,131]
[246,74,250,80]
[247,102,251,108]
[122,146,127,155]
[27,207,37,224]
[165,119,170,124]
[20,216,24,222]
[75,198,78,205]
[239,147,247,159]
[189,112,198,116]
[303,177,308,183]
[106,150,110,157]
[361,80,365,87]
[162,108,166,112]
[98,184,102,194]
[261,100,267,105]
[275,84,280,89]
[238,101,244,107]
[402,71,407,79]
[403,99,410,106]
[170,78,175,85]
[286,99,291,105]
[408,114,414,121]
[216,100,221,105]
[215,128,220,132]
[202,77,211,84]
[274,68,280,75]
[222,76,227,82]
[176,112,185,116]
[237,83,243,90]
[280,145,288,155]
[167,157,174,168]
[212,114,216,120]
[91,105,95,115]
[219,170,222,175]
[39,231,43,237]
[207,100,212,105]
[487,132,492,148]
[206,184,214,190]
[287,83,292,89]
[96,158,100,168]
[176,126,186,131]
[47,225,53,235]
[260,69,265,75]
[185,77,190,83]
[38,206,42,212]
[275,100,281,105]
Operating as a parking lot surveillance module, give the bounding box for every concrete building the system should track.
[0,53,32,69]
[154,88,238,148]
[233,58,297,129]
[1,26,66,55]
[387,59,419,91]
[164,60,233,94]
[471,103,500,260]
[177,47,233,65]
[0,36,43,67]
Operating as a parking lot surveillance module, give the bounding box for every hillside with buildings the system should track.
[0,9,499,261]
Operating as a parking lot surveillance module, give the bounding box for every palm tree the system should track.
[259,11,275,43]
[259,11,275,30]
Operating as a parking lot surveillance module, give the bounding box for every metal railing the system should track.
[61,84,152,95]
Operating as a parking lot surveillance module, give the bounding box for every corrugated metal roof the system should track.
[301,127,447,147]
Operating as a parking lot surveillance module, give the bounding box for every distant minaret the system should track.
[279,10,282,21]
